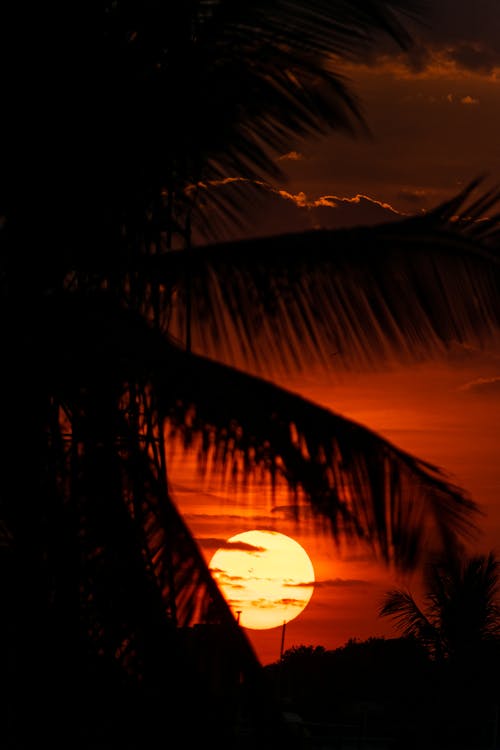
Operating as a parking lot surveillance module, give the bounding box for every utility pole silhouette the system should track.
[280,620,286,660]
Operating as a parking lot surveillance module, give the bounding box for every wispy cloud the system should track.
[460,95,480,105]
[199,537,266,552]
[396,187,429,204]
[278,151,304,161]
[458,375,500,394]
[283,580,316,588]
[447,93,480,105]
[278,189,405,216]
[314,578,372,588]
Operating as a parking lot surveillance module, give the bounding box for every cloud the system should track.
[278,151,304,161]
[336,2,500,80]
[283,580,316,588]
[193,178,409,243]
[460,95,480,105]
[198,536,228,551]
[242,597,305,609]
[342,46,500,80]
[450,41,500,75]
[396,188,429,205]
[197,535,272,552]
[458,375,500,394]
[442,341,498,366]
[311,193,403,217]
[314,577,372,588]
[208,568,246,586]
[208,538,266,553]
[275,597,308,607]
[271,504,302,519]
[447,93,480,105]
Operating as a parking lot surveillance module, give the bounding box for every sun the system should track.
[208,529,315,630]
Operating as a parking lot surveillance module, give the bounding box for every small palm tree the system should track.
[379,551,500,664]
[380,553,500,748]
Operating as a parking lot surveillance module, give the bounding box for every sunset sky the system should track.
[202,0,500,243]
[172,1,500,666]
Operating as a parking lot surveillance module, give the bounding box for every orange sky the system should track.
[170,3,500,665]
[169,340,500,665]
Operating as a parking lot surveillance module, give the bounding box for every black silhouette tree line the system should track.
[1,1,499,747]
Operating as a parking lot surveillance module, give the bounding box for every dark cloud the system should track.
[314,577,372,588]
[208,566,243,582]
[270,504,303,519]
[197,536,231,551]
[423,1,500,53]
[276,597,308,607]
[283,580,315,588]
[400,41,433,74]
[349,2,500,75]
[458,375,500,395]
[404,41,500,76]
[201,537,265,553]
[396,187,429,204]
[441,342,500,367]
[451,41,500,74]
[459,95,480,105]
[278,151,304,161]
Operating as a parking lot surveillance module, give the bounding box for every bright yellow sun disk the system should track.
[208,529,315,630]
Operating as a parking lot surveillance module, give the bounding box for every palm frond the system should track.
[38,290,480,572]
[379,589,442,652]
[19,327,289,742]
[466,553,500,641]
[154,343,480,571]
[381,552,500,664]
[140,180,500,374]
[198,1,422,58]
[1,1,428,271]
[102,0,424,186]
[429,553,500,652]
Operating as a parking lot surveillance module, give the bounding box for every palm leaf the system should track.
[139,180,500,374]
[102,0,424,186]
[427,553,500,655]
[379,589,442,654]
[153,343,480,570]
[381,552,500,664]
[13,310,290,744]
[0,1,428,273]
[40,290,480,571]
[465,553,500,642]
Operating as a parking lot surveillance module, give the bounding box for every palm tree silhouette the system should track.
[379,551,500,663]
[380,552,500,748]
[1,2,500,747]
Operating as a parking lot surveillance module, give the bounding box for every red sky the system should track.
[170,343,500,665]
[172,2,500,666]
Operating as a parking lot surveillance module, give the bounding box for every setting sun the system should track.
[208,529,315,630]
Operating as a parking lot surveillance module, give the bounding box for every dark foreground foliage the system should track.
[266,636,500,750]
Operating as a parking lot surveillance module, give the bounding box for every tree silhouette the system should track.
[380,552,500,748]
[267,637,434,745]
[1,2,500,747]
[379,551,500,663]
